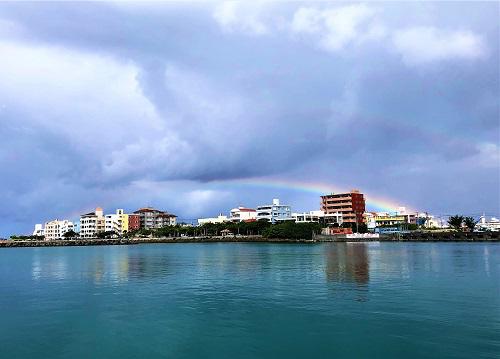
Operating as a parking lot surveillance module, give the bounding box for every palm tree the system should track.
[463,217,477,232]
[448,215,464,231]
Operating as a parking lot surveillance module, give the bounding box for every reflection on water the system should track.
[31,247,173,283]
[7,242,499,359]
[324,243,369,285]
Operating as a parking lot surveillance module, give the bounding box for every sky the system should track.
[0,1,498,236]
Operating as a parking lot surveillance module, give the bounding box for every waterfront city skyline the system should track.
[0,2,499,236]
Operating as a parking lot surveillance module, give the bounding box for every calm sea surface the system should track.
[0,242,498,358]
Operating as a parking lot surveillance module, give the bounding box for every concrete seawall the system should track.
[315,232,499,242]
[0,236,314,248]
[1,232,498,248]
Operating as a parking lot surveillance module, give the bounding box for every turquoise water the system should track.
[0,242,498,358]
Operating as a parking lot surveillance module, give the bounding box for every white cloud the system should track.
[0,40,164,150]
[291,4,385,52]
[474,142,500,168]
[392,26,486,65]
[213,1,269,35]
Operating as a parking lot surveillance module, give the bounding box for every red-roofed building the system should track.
[133,207,177,229]
[229,207,257,222]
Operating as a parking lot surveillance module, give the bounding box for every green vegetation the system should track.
[447,215,477,232]
[124,221,272,239]
[10,235,44,241]
[63,230,78,239]
[463,217,477,232]
[341,222,369,233]
[262,222,322,240]
[96,231,119,239]
[448,215,464,231]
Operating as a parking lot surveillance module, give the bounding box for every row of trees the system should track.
[447,215,477,232]
[124,221,274,239]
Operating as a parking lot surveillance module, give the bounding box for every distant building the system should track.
[44,219,75,240]
[374,213,407,227]
[33,224,44,237]
[395,207,417,224]
[128,214,141,231]
[80,207,105,238]
[105,209,123,234]
[133,207,177,229]
[292,210,342,225]
[476,216,500,232]
[256,198,292,223]
[198,214,229,226]
[229,207,257,222]
[321,190,365,224]
[321,227,353,235]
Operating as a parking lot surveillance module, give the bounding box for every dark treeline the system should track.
[124,221,323,240]
[125,221,272,238]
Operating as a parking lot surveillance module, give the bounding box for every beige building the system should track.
[43,219,75,240]
[229,207,257,222]
[80,207,105,238]
[198,214,229,225]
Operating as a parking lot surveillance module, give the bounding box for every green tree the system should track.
[463,217,477,232]
[63,230,78,239]
[448,215,464,231]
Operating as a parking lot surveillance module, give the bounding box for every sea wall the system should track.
[316,231,499,242]
[0,236,314,248]
[1,232,498,248]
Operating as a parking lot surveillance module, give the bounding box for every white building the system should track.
[43,219,75,240]
[292,210,343,224]
[417,213,447,228]
[105,209,124,235]
[80,207,105,238]
[256,199,292,223]
[229,207,257,222]
[33,224,44,237]
[476,216,500,232]
[198,214,229,226]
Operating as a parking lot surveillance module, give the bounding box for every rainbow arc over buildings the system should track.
[219,178,411,213]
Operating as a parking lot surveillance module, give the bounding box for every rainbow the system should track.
[215,177,412,213]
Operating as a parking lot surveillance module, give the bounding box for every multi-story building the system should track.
[105,209,123,234]
[229,207,257,222]
[395,207,417,224]
[128,214,141,231]
[292,210,343,225]
[321,190,366,224]
[133,207,177,229]
[198,214,228,226]
[256,199,292,223]
[373,213,406,227]
[33,224,44,237]
[476,216,500,232]
[120,211,129,233]
[44,219,75,240]
[80,207,105,238]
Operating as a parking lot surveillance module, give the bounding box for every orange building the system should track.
[320,190,366,224]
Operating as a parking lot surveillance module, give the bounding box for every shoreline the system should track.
[0,232,498,248]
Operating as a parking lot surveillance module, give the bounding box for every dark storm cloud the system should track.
[0,1,498,235]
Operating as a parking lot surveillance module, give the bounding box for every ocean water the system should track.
[0,242,498,358]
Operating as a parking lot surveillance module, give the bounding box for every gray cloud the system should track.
[0,1,498,236]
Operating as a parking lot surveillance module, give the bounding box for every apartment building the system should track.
[133,207,177,229]
[43,219,75,240]
[128,214,141,231]
[105,209,123,234]
[32,224,44,237]
[198,214,228,226]
[80,207,105,238]
[321,190,366,224]
[256,199,292,223]
[229,207,257,222]
[292,210,343,225]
